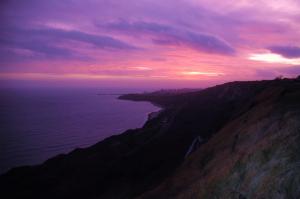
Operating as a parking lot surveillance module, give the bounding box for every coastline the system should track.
[117,94,166,124]
[0,92,161,175]
[2,78,300,199]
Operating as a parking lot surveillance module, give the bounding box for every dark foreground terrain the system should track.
[1,78,300,199]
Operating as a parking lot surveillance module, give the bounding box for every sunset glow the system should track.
[249,53,300,65]
[1,0,300,87]
[181,71,225,76]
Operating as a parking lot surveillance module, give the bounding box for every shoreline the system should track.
[0,93,162,175]
[117,94,166,126]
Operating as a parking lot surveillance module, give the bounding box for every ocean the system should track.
[0,87,159,174]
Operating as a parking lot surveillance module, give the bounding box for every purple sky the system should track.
[1,0,300,88]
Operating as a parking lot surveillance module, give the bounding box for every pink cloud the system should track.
[1,0,300,87]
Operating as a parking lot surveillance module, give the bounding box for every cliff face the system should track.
[1,79,300,199]
[139,81,300,199]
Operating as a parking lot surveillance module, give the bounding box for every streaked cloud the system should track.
[268,46,300,58]
[1,0,300,87]
[130,67,153,71]
[181,71,225,76]
[0,26,137,60]
[101,21,235,55]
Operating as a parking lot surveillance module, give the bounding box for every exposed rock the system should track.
[139,80,300,199]
[184,136,203,158]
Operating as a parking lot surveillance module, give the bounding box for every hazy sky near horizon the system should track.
[1,0,300,87]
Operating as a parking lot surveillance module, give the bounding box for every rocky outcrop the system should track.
[184,136,203,158]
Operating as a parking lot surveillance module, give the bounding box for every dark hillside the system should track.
[1,78,299,199]
[139,79,300,199]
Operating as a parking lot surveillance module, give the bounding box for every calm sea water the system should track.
[0,87,159,174]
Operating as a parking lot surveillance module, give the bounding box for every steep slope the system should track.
[139,80,300,199]
[0,78,299,199]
